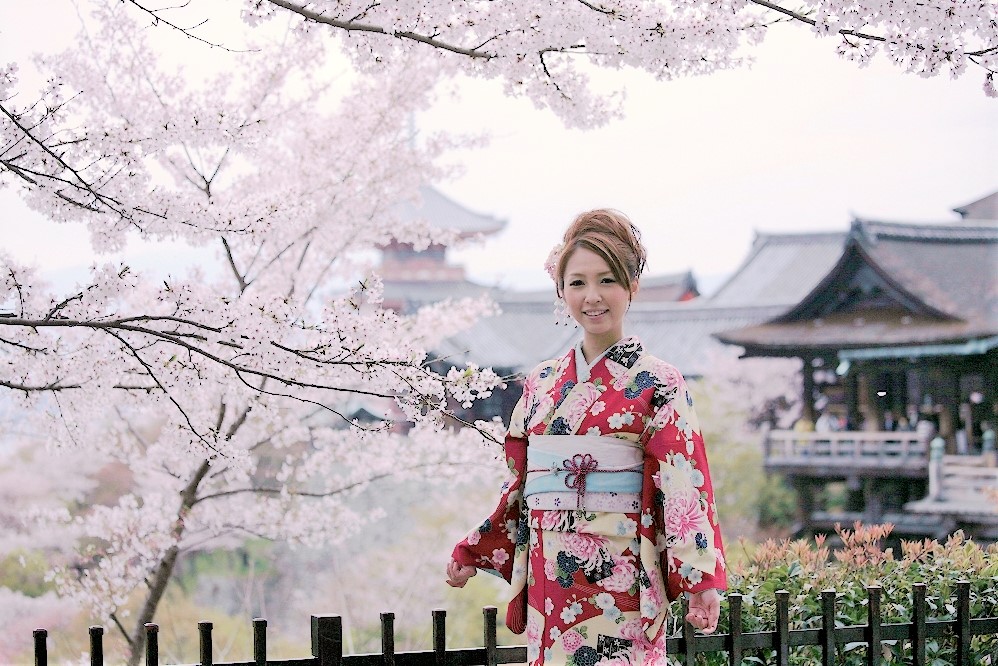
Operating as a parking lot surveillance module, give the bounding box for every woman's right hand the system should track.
[446,559,477,588]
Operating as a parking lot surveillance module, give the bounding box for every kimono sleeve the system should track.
[642,369,727,601]
[450,431,526,583]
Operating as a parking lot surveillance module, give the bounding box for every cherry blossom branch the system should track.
[123,0,243,52]
[747,0,996,58]
[263,0,496,59]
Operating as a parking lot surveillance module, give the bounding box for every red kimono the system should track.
[453,337,726,665]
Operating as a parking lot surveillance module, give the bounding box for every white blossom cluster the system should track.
[244,0,997,123]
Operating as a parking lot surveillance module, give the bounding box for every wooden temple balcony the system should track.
[763,429,929,478]
[761,429,998,542]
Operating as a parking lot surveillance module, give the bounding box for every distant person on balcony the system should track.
[815,411,839,433]
[445,209,727,665]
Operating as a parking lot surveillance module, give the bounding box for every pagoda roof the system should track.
[953,189,998,220]
[394,185,506,237]
[715,218,998,355]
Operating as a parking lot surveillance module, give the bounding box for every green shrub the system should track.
[665,523,998,665]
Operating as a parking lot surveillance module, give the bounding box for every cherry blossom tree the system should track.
[1,0,993,662]
[1,2,507,662]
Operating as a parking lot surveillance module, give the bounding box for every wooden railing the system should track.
[908,453,998,517]
[764,429,928,470]
[31,582,998,666]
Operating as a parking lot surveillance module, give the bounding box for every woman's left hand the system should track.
[686,588,720,633]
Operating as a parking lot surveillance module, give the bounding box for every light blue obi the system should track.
[525,434,643,511]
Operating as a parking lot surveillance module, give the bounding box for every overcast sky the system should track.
[1,4,996,296]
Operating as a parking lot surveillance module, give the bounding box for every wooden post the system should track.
[866,585,882,666]
[198,621,213,666]
[89,626,104,666]
[483,607,498,666]
[311,615,342,666]
[912,583,926,666]
[821,590,836,666]
[432,609,446,666]
[681,596,695,666]
[33,628,47,666]
[956,581,970,666]
[381,612,396,666]
[144,623,159,666]
[775,590,790,666]
[727,594,743,666]
[253,618,267,666]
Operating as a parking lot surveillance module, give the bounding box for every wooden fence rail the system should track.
[32,581,998,666]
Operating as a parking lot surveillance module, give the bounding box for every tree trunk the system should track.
[126,459,211,666]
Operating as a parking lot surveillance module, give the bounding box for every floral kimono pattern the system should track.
[452,337,727,665]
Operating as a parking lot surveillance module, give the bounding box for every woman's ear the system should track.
[630,279,640,300]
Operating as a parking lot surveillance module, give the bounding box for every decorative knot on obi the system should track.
[562,453,599,507]
[525,434,642,511]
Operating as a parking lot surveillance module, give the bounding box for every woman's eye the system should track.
[568,280,584,287]
[601,277,616,284]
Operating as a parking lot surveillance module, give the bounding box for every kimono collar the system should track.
[573,336,644,382]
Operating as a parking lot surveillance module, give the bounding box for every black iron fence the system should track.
[31,581,998,666]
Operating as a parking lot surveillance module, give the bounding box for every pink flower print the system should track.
[564,531,605,563]
[541,511,563,531]
[467,530,481,546]
[491,548,509,567]
[560,630,584,654]
[589,400,606,416]
[599,557,637,593]
[563,383,601,430]
[606,360,630,390]
[544,559,558,581]
[528,394,555,430]
[545,597,555,615]
[648,359,681,388]
[526,615,541,647]
[664,487,709,544]
[620,618,646,641]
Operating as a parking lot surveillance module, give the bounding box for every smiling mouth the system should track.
[584,310,609,317]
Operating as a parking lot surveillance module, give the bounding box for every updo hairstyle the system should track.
[556,209,647,297]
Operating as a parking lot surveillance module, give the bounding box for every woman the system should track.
[446,210,726,665]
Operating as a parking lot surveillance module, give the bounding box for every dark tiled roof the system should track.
[716,219,998,353]
[708,231,846,307]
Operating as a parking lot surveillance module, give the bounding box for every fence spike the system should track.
[867,585,882,666]
[681,595,696,666]
[775,590,790,666]
[821,590,836,666]
[912,583,927,666]
[253,618,267,666]
[381,612,395,666]
[33,628,47,666]
[198,621,213,666]
[89,626,104,666]
[956,580,971,666]
[144,623,159,666]
[484,606,498,666]
[727,593,743,666]
[311,615,342,666]
[432,609,446,665]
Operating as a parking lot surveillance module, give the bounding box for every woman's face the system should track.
[561,247,637,355]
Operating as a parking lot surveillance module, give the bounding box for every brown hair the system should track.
[556,209,647,296]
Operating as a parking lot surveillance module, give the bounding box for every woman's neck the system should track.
[581,333,623,364]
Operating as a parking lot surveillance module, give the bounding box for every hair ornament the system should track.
[544,242,564,284]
